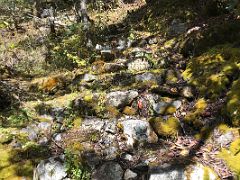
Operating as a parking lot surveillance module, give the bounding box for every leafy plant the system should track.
[6,109,29,127]
[49,24,92,70]
[64,150,91,180]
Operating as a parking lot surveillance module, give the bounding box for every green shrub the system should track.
[64,150,91,180]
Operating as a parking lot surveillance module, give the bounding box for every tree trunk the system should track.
[77,0,91,29]
[49,6,56,35]
[33,0,42,17]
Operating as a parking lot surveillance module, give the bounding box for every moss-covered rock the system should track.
[0,144,38,179]
[149,116,180,137]
[184,98,207,128]
[226,78,240,126]
[182,45,240,99]
[152,98,181,115]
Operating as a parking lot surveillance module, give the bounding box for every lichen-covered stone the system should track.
[0,129,13,144]
[152,100,181,115]
[166,69,179,84]
[149,165,185,180]
[105,90,138,108]
[119,119,158,148]
[124,169,138,180]
[135,72,161,86]
[128,59,151,72]
[33,157,67,180]
[181,86,194,98]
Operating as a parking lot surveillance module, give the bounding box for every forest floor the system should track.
[1,1,240,179]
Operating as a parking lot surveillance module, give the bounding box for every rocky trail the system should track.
[1,1,240,179]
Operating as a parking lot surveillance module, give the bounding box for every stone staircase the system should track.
[0,33,234,180]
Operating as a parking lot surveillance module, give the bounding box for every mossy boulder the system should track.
[184,98,207,128]
[226,78,240,126]
[0,145,34,179]
[149,116,180,137]
[182,45,240,99]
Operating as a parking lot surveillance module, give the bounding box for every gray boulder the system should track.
[33,157,67,180]
[135,72,161,84]
[149,163,218,180]
[124,169,138,180]
[149,165,185,180]
[106,90,138,108]
[152,100,182,115]
[216,131,234,147]
[82,73,97,82]
[21,124,39,141]
[128,59,151,72]
[92,162,123,180]
[119,119,158,148]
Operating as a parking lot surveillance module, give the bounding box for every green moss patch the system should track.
[149,116,180,137]
[182,45,240,99]
[218,138,240,178]
[0,145,34,179]
[184,98,207,128]
[226,78,240,126]
[0,128,14,144]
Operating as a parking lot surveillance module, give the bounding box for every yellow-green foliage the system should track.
[218,138,240,178]
[70,142,84,154]
[50,24,90,69]
[202,165,219,180]
[0,128,13,144]
[203,166,211,180]
[226,78,240,126]
[83,91,94,103]
[217,124,232,133]
[73,117,82,128]
[165,106,177,115]
[149,116,180,137]
[184,98,207,128]
[182,45,240,99]
[161,38,176,50]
